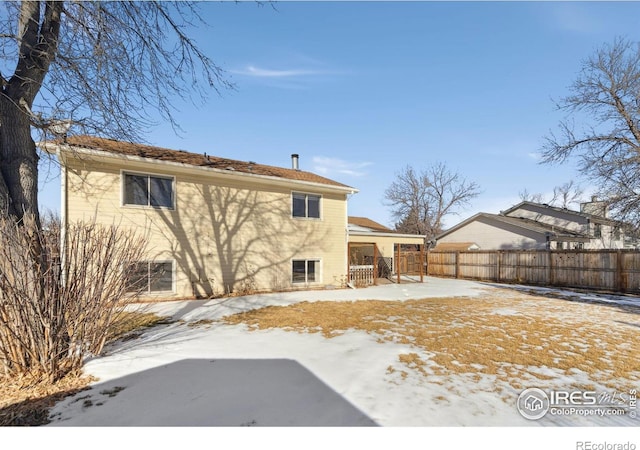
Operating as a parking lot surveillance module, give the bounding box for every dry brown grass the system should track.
[0,373,95,426]
[0,311,166,426]
[107,311,168,341]
[187,319,216,328]
[223,290,640,390]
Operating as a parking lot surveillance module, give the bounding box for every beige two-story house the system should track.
[43,136,357,299]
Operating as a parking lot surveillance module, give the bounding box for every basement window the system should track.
[127,261,174,293]
[292,259,319,284]
[123,173,174,208]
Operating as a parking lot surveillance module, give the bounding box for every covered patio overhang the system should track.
[347,231,426,286]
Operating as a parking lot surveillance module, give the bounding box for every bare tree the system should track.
[552,180,585,209]
[519,180,585,209]
[518,188,545,204]
[384,163,480,240]
[0,1,230,226]
[0,215,148,382]
[541,37,640,228]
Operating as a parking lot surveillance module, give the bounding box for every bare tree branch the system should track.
[541,37,640,229]
[0,1,233,224]
[384,163,480,240]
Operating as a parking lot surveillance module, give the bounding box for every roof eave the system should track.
[349,230,426,240]
[42,142,359,195]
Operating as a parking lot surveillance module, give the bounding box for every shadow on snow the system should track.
[47,358,378,427]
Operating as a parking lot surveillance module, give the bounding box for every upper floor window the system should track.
[593,223,602,238]
[124,173,174,208]
[292,192,320,219]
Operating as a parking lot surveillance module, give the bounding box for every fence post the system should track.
[455,251,460,279]
[548,250,554,286]
[496,251,501,282]
[616,250,625,293]
[419,245,424,282]
[347,242,351,284]
[373,244,379,286]
[397,244,401,284]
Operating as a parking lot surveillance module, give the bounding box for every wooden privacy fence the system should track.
[397,251,424,275]
[427,249,640,293]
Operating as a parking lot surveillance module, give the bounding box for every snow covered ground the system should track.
[39,277,639,446]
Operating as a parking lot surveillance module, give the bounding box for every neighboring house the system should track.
[43,136,358,299]
[347,216,426,278]
[435,200,627,250]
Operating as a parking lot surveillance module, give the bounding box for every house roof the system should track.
[348,216,392,232]
[46,136,355,190]
[437,212,590,241]
[502,201,617,225]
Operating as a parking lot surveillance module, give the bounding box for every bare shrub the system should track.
[0,215,147,383]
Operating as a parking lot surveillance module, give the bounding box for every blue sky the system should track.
[38,1,640,228]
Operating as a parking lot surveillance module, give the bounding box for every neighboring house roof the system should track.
[44,135,355,191]
[433,242,480,251]
[502,201,618,225]
[348,216,392,232]
[437,212,591,242]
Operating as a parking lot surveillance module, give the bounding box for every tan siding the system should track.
[65,156,348,299]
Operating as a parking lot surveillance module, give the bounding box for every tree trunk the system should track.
[0,95,41,227]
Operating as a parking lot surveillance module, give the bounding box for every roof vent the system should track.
[291,153,299,170]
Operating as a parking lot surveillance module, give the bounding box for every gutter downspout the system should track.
[345,190,356,288]
[57,147,67,287]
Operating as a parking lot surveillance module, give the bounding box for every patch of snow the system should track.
[492,308,521,316]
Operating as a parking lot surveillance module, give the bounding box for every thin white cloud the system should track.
[527,151,543,161]
[547,3,603,34]
[232,65,326,79]
[312,156,373,178]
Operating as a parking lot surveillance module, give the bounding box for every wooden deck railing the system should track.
[349,264,375,287]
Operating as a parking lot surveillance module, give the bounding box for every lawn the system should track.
[35,277,640,426]
[224,290,639,392]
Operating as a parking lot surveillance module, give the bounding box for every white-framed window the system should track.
[292,259,320,284]
[123,172,174,209]
[292,192,321,219]
[126,261,174,293]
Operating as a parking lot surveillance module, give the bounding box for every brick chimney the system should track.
[580,196,608,218]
